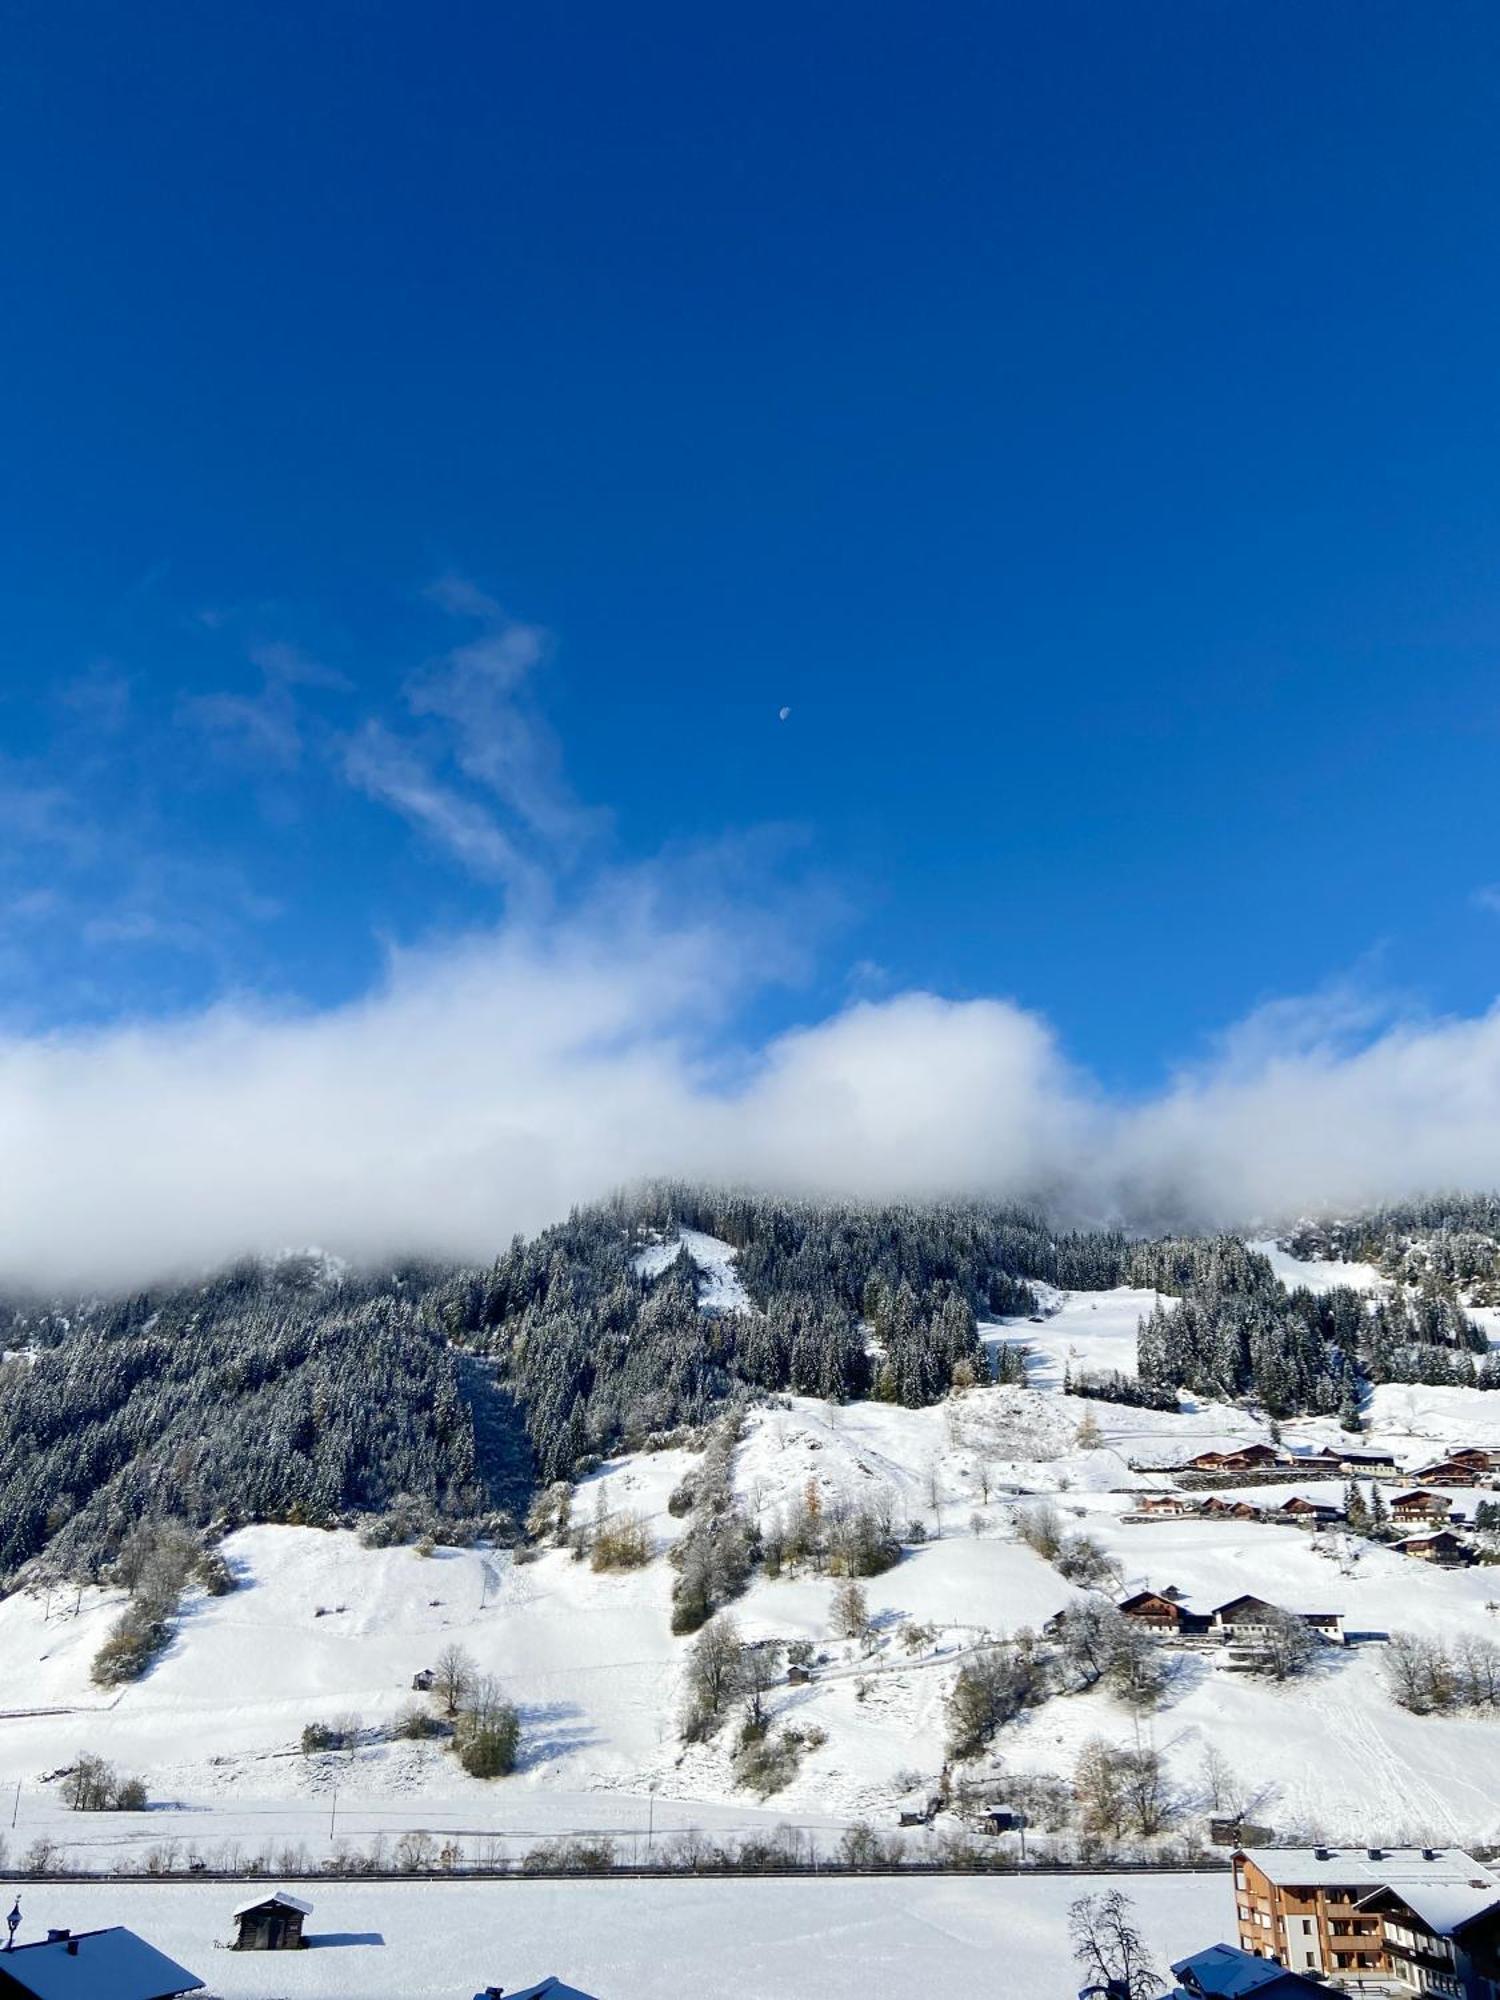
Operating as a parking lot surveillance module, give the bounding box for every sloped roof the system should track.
[0,1926,204,1999]
[499,1978,603,2000]
[1171,1941,1325,1997]
[1244,1847,1497,1893]
[1356,1879,1500,1936]
[230,1889,313,1919]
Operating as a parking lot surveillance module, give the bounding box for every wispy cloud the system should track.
[178,640,349,769]
[343,721,536,887]
[338,582,604,890]
[1473,884,1500,916]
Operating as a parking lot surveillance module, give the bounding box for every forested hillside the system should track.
[4,1185,1500,1592]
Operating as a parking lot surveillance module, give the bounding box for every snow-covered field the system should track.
[3,1248,1500,1876]
[5,1872,1228,2000]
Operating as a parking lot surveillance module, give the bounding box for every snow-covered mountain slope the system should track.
[631,1228,754,1312]
[3,1271,1500,1869]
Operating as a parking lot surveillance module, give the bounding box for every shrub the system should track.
[454,1674,521,1778]
[733,1725,802,1798]
[300,1714,360,1754]
[591,1509,652,1571]
[194,1550,236,1596]
[393,1702,447,1741]
[91,1608,168,1686]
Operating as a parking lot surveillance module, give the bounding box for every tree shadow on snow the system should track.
[516,1699,599,1769]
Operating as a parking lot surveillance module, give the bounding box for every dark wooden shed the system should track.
[230,1891,311,1951]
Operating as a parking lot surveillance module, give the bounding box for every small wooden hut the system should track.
[230,1891,312,1951]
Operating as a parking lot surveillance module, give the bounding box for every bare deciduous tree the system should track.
[1068,1889,1162,2000]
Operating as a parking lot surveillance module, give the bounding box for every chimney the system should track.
[45,1930,69,1943]
[1423,1849,1439,1861]
[1367,1848,1384,1862]
[1315,1847,1332,1861]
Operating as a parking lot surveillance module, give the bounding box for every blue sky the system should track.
[5,6,1500,1280]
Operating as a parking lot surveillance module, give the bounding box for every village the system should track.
[1122,1442,1500,1569]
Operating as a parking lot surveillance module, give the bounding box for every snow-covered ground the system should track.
[1248,1240,1386,1296]
[632,1229,754,1313]
[3,1263,1500,1872]
[4,1872,1228,2000]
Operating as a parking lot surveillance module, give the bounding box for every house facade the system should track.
[1234,1847,1500,1998]
[1393,1491,1456,1524]
[1395,1530,1471,1566]
[1415,1460,1485,1488]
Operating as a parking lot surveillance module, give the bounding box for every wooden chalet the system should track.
[1210,1594,1343,1642]
[1414,1458,1485,1488]
[1118,1589,1196,1633]
[1184,1444,1283,1473]
[1276,1496,1342,1526]
[1390,1489,1455,1524]
[1117,1588,1341,1645]
[1445,1447,1499,1471]
[1131,1493,1198,1518]
[1394,1528,1472,1567]
[1353,1877,1500,1999]
[230,1891,312,1952]
[1199,1496,1264,1521]
[1234,1845,1500,1991]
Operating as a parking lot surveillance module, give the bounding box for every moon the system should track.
[778,706,791,721]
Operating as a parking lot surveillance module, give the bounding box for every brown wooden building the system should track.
[1234,1847,1500,1998]
[230,1892,312,1951]
[1391,1490,1457,1524]
[1394,1529,1472,1567]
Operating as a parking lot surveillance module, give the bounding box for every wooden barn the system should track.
[230,1891,312,1951]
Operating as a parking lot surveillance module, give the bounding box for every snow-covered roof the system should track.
[1246,1847,1497,1893]
[0,1926,204,1999]
[497,1978,603,2000]
[1357,1878,1500,1936]
[230,1888,313,1918]
[1171,1941,1323,1997]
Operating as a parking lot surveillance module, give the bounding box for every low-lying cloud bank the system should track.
[4,901,1500,1293]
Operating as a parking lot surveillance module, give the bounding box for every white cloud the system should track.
[6,879,1500,1293]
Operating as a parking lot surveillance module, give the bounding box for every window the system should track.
[1302,1921,1313,1936]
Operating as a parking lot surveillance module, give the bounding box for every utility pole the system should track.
[329,1786,337,1842]
[10,1781,18,1830]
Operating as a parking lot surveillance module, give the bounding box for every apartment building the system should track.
[1234,1848,1500,1999]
